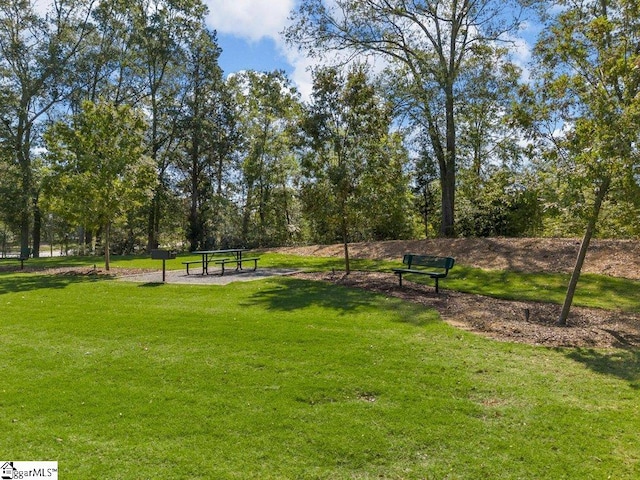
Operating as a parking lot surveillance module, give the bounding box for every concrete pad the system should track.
[118,268,299,285]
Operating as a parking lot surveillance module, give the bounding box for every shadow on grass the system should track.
[0,272,112,295]
[564,348,640,389]
[243,277,438,327]
[243,278,373,314]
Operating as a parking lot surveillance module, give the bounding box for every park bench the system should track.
[392,254,455,293]
[213,257,259,275]
[182,260,212,275]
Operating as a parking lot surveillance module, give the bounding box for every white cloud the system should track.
[283,49,317,100]
[204,0,320,99]
[204,0,295,42]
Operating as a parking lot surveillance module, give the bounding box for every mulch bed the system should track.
[294,271,640,349]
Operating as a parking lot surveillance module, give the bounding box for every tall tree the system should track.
[229,70,302,247]
[176,27,236,251]
[286,0,524,237]
[300,65,411,273]
[527,0,640,324]
[0,0,97,256]
[70,0,145,107]
[129,0,207,251]
[43,101,156,270]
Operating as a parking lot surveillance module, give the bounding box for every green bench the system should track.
[392,254,455,293]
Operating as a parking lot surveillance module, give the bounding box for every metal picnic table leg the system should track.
[201,253,208,275]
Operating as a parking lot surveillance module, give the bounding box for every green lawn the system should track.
[1,263,639,478]
[9,251,640,313]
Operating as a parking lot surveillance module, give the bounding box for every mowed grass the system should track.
[10,251,640,313]
[1,269,639,479]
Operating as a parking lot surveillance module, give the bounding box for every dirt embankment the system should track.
[273,237,640,280]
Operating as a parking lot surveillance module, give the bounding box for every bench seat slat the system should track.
[392,268,448,278]
[212,257,259,264]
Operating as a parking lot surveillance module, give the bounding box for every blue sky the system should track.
[216,36,292,74]
[203,0,315,96]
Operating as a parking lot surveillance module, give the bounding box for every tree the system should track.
[300,65,412,272]
[527,0,640,324]
[286,0,524,237]
[127,0,208,251]
[0,0,98,256]
[229,70,302,247]
[68,0,143,107]
[43,100,156,270]
[176,27,238,251]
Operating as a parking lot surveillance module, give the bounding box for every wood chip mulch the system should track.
[294,271,640,349]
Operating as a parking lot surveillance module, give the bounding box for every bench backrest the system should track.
[402,254,455,272]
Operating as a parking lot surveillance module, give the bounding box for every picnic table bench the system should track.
[182,259,210,275]
[392,254,455,293]
[213,256,259,275]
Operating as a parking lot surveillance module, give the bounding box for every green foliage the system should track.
[173,27,237,252]
[0,0,98,253]
[0,157,22,232]
[528,0,640,322]
[43,100,157,267]
[531,0,640,216]
[286,0,526,237]
[457,169,543,237]
[229,70,303,248]
[300,64,415,269]
[8,0,640,252]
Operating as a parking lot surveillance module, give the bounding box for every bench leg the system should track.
[186,264,190,275]
[434,277,439,294]
[397,273,403,287]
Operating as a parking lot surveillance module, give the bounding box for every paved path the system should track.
[118,268,299,285]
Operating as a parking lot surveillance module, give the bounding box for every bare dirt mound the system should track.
[274,238,640,349]
[274,237,640,279]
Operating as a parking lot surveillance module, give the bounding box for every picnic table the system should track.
[184,249,259,275]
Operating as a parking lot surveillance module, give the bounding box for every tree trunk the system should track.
[342,217,351,275]
[440,162,456,238]
[18,128,32,256]
[441,84,457,238]
[32,196,41,257]
[147,189,161,252]
[104,222,111,271]
[558,176,611,325]
[341,200,350,274]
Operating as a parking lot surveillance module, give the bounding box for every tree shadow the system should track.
[138,282,165,287]
[0,271,113,296]
[563,347,640,389]
[242,278,374,314]
[242,277,438,327]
